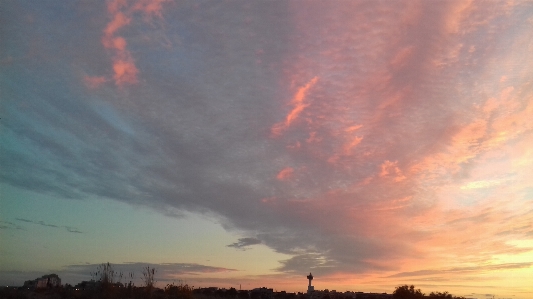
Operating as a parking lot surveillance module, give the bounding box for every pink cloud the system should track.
[443,0,475,34]
[256,2,533,289]
[379,160,406,182]
[276,167,294,181]
[93,0,533,294]
[92,0,169,88]
[271,77,319,136]
[112,58,139,85]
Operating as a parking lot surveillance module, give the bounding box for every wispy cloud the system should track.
[37,220,58,228]
[0,221,23,230]
[271,77,319,136]
[15,218,83,234]
[387,262,533,278]
[65,226,83,234]
[227,238,262,250]
[276,167,294,181]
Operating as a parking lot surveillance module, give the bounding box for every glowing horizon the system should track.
[1,1,532,298]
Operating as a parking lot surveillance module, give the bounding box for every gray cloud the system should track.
[2,0,532,280]
[37,221,58,228]
[14,218,33,223]
[60,262,237,285]
[227,237,262,250]
[65,226,83,234]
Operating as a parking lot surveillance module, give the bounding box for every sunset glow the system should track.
[1,1,532,298]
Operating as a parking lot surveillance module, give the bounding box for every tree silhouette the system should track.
[91,262,123,287]
[142,265,157,298]
[392,285,424,299]
[164,282,194,299]
[429,291,453,299]
[90,262,123,299]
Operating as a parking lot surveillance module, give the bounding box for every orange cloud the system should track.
[103,12,130,40]
[271,77,318,136]
[444,0,474,34]
[343,136,363,155]
[379,160,406,182]
[112,58,139,85]
[410,85,532,181]
[92,0,169,88]
[371,196,413,211]
[276,167,294,181]
[323,124,364,161]
[411,198,533,264]
[102,1,137,87]
[344,125,363,133]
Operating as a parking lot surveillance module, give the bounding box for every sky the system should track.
[1,0,533,298]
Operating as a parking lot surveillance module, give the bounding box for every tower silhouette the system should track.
[306,273,314,293]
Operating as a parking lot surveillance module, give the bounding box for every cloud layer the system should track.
[2,0,533,295]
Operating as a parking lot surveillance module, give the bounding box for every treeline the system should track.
[0,283,472,299]
[0,282,195,299]
[392,285,467,299]
[0,263,194,299]
[0,263,471,299]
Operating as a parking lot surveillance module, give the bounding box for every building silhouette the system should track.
[23,274,61,289]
